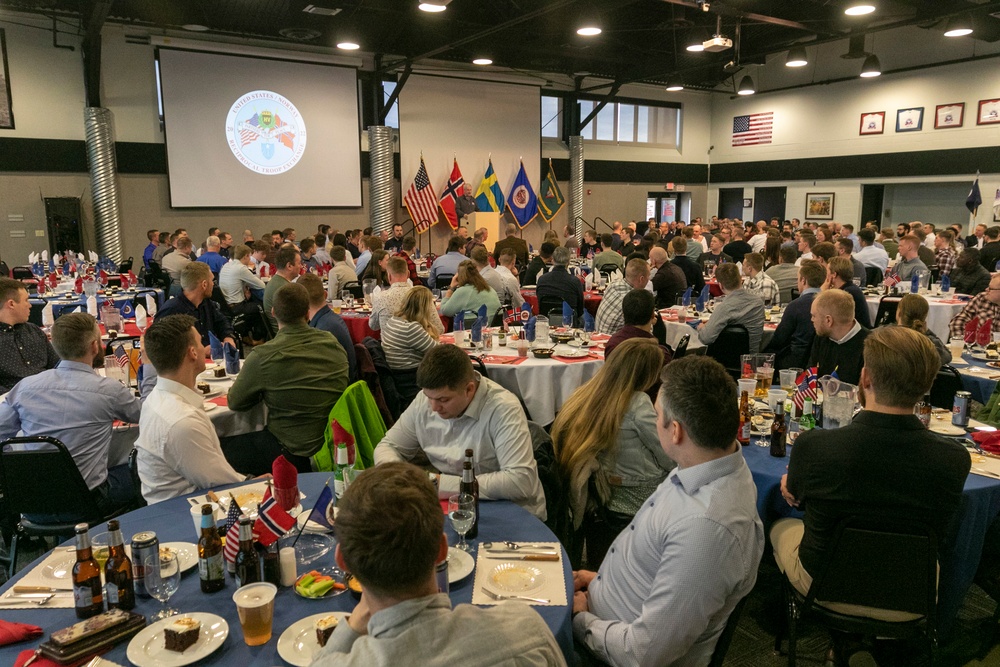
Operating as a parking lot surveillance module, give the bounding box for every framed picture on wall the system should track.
[859,111,884,135]
[978,99,1000,125]
[935,103,964,129]
[805,193,835,220]
[743,198,753,208]
[895,107,923,132]
[0,29,13,130]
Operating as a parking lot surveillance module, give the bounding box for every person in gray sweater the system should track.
[698,263,766,353]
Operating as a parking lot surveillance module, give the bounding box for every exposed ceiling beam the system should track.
[658,0,841,38]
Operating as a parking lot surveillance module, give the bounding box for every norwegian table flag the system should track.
[965,317,980,345]
[793,367,818,411]
[128,269,138,286]
[260,263,269,279]
[120,273,130,290]
[222,495,243,566]
[252,486,296,547]
[74,277,83,294]
[977,319,993,348]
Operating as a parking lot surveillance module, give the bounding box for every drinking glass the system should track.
[948,337,966,362]
[233,582,277,647]
[362,278,377,308]
[756,366,772,397]
[448,493,476,552]
[91,532,110,575]
[755,410,775,448]
[145,552,181,621]
[341,290,355,309]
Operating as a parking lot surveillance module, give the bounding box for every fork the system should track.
[481,588,549,604]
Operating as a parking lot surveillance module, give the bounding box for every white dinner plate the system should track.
[203,402,218,412]
[296,507,336,533]
[448,546,475,584]
[277,612,350,667]
[38,554,75,588]
[554,347,589,358]
[126,613,228,667]
[521,284,536,289]
[197,372,232,383]
[488,563,545,594]
[929,421,966,437]
[161,542,198,574]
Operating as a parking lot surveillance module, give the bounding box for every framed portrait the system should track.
[0,29,13,130]
[805,193,835,221]
[935,103,964,129]
[895,107,923,132]
[979,99,1000,125]
[859,111,884,135]
[742,198,753,208]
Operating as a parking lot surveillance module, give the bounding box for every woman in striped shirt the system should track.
[381,286,441,408]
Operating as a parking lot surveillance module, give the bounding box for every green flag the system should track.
[538,159,565,223]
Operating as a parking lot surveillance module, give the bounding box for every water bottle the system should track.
[910,272,920,294]
[940,272,950,293]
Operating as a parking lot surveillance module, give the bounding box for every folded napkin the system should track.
[74,276,83,294]
[128,269,138,286]
[695,285,710,312]
[965,317,980,345]
[145,293,157,317]
[327,273,338,301]
[562,301,574,327]
[973,431,1000,453]
[611,269,623,283]
[453,311,465,331]
[260,263,269,278]
[89,250,98,263]
[208,331,224,361]
[135,304,147,331]
[372,285,382,297]
[332,419,356,465]
[583,311,595,333]
[47,272,58,288]
[681,286,693,307]
[525,315,537,342]
[224,342,240,375]
[41,302,54,327]
[99,269,109,285]
[0,619,42,647]
[41,250,48,262]
[272,455,299,511]
[63,260,73,276]
[978,319,994,348]
[86,296,98,316]
[584,271,594,290]
[120,273,130,290]
[471,305,486,343]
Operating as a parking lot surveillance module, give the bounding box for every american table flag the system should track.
[404,157,440,234]
[223,495,243,566]
[793,367,818,411]
[732,112,774,147]
[113,344,130,371]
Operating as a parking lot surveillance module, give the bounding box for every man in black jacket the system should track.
[522,242,555,287]
[669,236,704,293]
[979,226,1000,272]
[764,260,824,370]
[807,289,869,386]
[536,247,584,319]
[649,247,687,308]
[156,261,236,349]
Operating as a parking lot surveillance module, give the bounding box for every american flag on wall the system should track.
[732,112,774,146]
[404,156,440,234]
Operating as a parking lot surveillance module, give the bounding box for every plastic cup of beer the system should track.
[233,582,277,646]
[737,378,756,399]
[331,299,343,314]
[756,367,772,396]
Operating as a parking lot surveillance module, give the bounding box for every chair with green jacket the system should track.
[312,380,387,472]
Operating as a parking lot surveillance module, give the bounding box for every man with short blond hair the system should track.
[370,257,417,332]
[162,236,193,293]
[494,249,524,309]
[742,253,780,306]
[887,234,928,282]
[808,288,868,385]
[0,278,59,393]
[698,263,766,353]
[156,262,236,348]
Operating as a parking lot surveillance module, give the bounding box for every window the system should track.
[540,95,680,147]
[541,96,561,138]
[383,80,399,129]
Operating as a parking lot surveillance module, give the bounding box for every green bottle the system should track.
[798,398,816,432]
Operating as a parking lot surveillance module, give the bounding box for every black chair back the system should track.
[928,365,963,410]
[789,288,800,301]
[706,325,750,379]
[145,260,171,290]
[865,266,884,285]
[118,257,134,273]
[597,264,620,279]
[527,421,575,562]
[873,295,902,328]
[673,333,690,359]
[11,266,33,281]
[28,301,45,326]
[128,448,146,508]
[434,273,455,288]
[345,283,365,300]
[469,356,490,380]
[709,595,749,667]
[0,437,103,521]
[0,261,9,278]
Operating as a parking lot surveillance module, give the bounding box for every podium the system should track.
[468,211,500,252]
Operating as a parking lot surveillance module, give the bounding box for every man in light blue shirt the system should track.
[0,313,144,520]
[572,355,764,666]
[355,236,378,277]
[427,236,468,289]
[854,228,889,275]
[841,223,861,253]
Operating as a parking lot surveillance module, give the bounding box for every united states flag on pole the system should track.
[404,156,440,234]
[732,112,774,147]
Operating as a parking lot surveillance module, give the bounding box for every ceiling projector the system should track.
[702,36,733,52]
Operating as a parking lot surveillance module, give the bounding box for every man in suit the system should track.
[536,246,584,320]
[492,223,529,268]
[980,226,1000,272]
[967,223,987,250]
[764,260,824,370]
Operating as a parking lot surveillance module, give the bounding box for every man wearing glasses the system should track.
[949,272,1000,340]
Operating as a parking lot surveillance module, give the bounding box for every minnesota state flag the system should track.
[538,159,564,223]
[475,159,505,213]
[506,160,538,228]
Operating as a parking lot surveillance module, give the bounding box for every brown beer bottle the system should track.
[234,517,261,589]
[197,504,226,593]
[104,519,135,610]
[738,391,751,446]
[72,523,104,618]
[459,450,480,539]
[770,402,788,458]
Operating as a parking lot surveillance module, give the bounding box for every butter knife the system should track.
[13,585,67,594]
[481,553,560,561]
[484,550,558,557]
[972,466,1000,479]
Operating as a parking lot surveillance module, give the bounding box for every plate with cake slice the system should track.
[126,612,228,666]
[277,612,351,666]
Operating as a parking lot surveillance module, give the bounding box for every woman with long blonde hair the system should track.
[896,293,951,366]
[381,286,441,406]
[551,338,675,564]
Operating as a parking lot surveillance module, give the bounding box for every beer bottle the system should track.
[234,517,261,589]
[104,519,135,611]
[915,395,932,428]
[72,523,103,618]
[334,442,354,499]
[770,402,788,458]
[738,391,751,445]
[197,504,225,593]
[460,450,479,539]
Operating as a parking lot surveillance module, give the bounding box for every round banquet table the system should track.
[741,441,1000,636]
[0,473,574,666]
[658,310,778,353]
[865,293,965,342]
[520,289,603,318]
[954,353,1000,405]
[30,287,164,319]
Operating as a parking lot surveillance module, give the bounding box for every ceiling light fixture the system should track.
[944,16,973,37]
[785,46,808,67]
[844,4,876,16]
[859,53,881,77]
[665,79,684,92]
[577,25,602,36]
[418,2,448,12]
[737,75,756,95]
[181,24,209,32]
[472,57,493,65]
[336,40,360,50]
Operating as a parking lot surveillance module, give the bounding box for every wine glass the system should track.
[145,552,181,621]
[447,493,476,552]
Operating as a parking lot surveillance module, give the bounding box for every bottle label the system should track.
[199,552,225,582]
[105,583,119,606]
[74,583,101,609]
[740,421,750,440]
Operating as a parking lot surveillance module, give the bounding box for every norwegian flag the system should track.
[503,307,519,328]
[222,495,243,565]
[252,487,296,547]
[404,156,440,234]
[438,159,465,230]
[883,271,901,289]
[793,367,818,411]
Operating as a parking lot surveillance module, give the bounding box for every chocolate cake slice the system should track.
[164,617,201,652]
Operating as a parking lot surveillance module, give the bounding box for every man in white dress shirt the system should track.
[219,245,266,314]
[493,249,525,309]
[374,345,546,519]
[135,314,252,503]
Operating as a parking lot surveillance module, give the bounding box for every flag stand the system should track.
[290,477,333,548]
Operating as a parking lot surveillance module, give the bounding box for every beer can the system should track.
[435,558,449,594]
[953,391,971,428]
[131,531,159,598]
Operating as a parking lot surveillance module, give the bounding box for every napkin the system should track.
[0,619,42,646]
[86,295,98,315]
[63,260,73,276]
[272,455,299,511]
[41,250,48,263]
[145,293,157,317]
[372,285,382,297]
[965,317,980,345]
[73,276,83,294]
[910,272,920,294]
[41,302,54,327]
[695,285,710,312]
[611,269,623,283]
[89,250,98,263]
[453,311,465,331]
[208,331,224,360]
[128,269,138,286]
[584,271,594,291]
[562,301,574,327]
[525,315,537,342]
[681,286,693,307]
[327,273,338,301]
[120,273,130,290]
[332,419,356,464]
[471,304,487,343]
[978,319,993,348]
[135,304,147,331]
[224,341,240,375]
[260,263,269,278]
[583,311,595,333]
[99,269,109,285]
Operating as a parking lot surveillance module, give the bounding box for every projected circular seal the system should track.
[226,90,307,175]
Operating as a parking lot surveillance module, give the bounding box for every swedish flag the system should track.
[475,160,505,213]
[538,159,564,223]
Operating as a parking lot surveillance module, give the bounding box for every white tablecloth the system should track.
[865,294,964,341]
[660,312,778,352]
